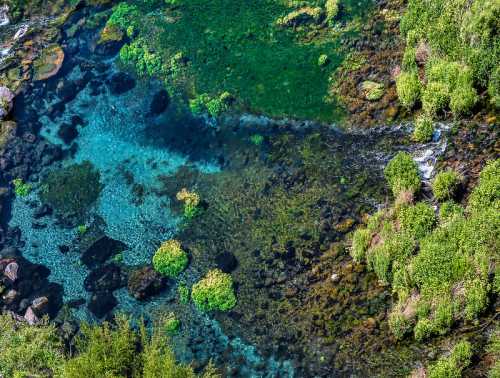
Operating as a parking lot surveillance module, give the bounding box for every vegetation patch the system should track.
[152,239,189,278]
[191,269,237,312]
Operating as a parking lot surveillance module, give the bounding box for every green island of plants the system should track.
[152,239,189,277]
[191,269,237,312]
[351,158,499,342]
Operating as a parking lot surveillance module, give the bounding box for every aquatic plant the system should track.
[384,152,421,196]
[412,114,434,143]
[249,134,264,146]
[152,239,188,278]
[318,54,329,67]
[77,224,88,235]
[427,340,472,378]
[191,269,237,312]
[395,71,421,109]
[432,170,460,202]
[0,314,64,378]
[12,178,31,197]
[178,283,190,304]
[176,188,201,219]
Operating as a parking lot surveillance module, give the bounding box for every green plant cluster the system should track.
[107,2,140,37]
[397,0,498,117]
[12,178,31,197]
[486,327,500,378]
[164,312,180,335]
[351,159,499,341]
[120,39,166,77]
[178,283,190,304]
[189,92,232,117]
[384,152,421,196]
[152,239,189,277]
[191,269,237,312]
[412,114,434,143]
[432,170,461,202]
[427,339,472,378]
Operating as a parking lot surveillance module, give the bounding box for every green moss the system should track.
[40,161,102,219]
[152,239,189,277]
[318,54,329,67]
[427,340,472,378]
[191,269,236,312]
[249,134,264,146]
[164,312,180,335]
[414,318,434,342]
[487,328,500,378]
[467,159,500,213]
[396,71,421,109]
[351,228,371,262]
[422,81,450,115]
[12,178,31,197]
[388,312,413,341]
[178,284,190,304]
[384,152,421,196]
[361,80,384,101]
[413,114,434,143]
[188,92,231,117]
[439,201,464,222]
[432,170,460,202]
[402,47,417,71]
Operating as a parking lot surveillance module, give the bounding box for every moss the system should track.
[325,0,339,22]
[487,328,500,378]
[467,159,500,213]
[402,47,417,71]
[414,318,434,341]
[249,134,264,146]
[384,152,421,196]
[439,201,464,222]
[388,312,413,341]
[152,239,189,278]
[396,71,421,109]
[164,312,180,335]
[463,278,489,320]
[351,228,371,262]
[178,284,190,304]
[427,340,472,378]
[450,83,478,115]
[191,269,236,312]
[318,54,329,67]
[188,92,231,117]
[176,188,201,219]
[361,80,384,101]
[422,81,450,115]
[12,178,31,197]
[40,161,102,220]
[432,170,460,202]
[413,114,434,143]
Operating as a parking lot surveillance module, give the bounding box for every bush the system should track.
[152,239,189,277]
[396,71,421,109]
[450,84,478,115]
[351,228,371,262]
[191,269,237,312]
[428,340,472,378]
[388,311,413,341]
[398,202,436,240]
[0,314,64,378]
[422,81,450,115]
[12,178,31,197]
[176,188,201,219]
[432,170,460,201]
[467,159,500,213]
[384,152,421,196]
[414,318,434,341]
[413,114,434,142]
[439,201,464,221]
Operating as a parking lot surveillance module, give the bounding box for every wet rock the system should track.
[4,261,19,282]
[215,251,238,273]
[81,236,127,268]
[57,123,78,144]
[107,72,136,95]
[127,265,166,300]
[31,296,49,317]
[24,306,39,325]
[3,289,18,304]
[33,44,65,81]
[84,263,124,292]
[87,291,117,318]
[150,89,170,115]
[33,204,52,219]
[0,86,14,119]
[56,79,79,103]
[95,24,125,56]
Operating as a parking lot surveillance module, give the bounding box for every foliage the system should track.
[412,114,434,143]
[152,239,189,277]
[249,134,264,146]
[120,39,166,77]
[396,71,421,109]
[398,0,498,116]
[188,92,232,117]
[191,269,237,312]
[176,188,201,219]
[77,224,88,235]
[164,312,180,335]
[432,170,460,201]
[351,227,371,262]
[12,178,31,197]
[439,201,464,222]
[0,314,64,378]
[487,327,500,378]
[178,284,190,304]
[427,340,472,378]
[318,54,329,67]
[107,3,140,34]
[397,202,436,240]
[325,0,339,22]
[384,152,421,196]
[467,159,500,213]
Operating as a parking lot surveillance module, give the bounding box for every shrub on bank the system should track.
[412,114,434,143]
[192,269,237,312]
[396,71,421,109]
[152,239,189,277]
[384,152,421,196]
[432,170,460,201]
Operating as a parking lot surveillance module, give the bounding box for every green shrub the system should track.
[384,152,421,195]
[152,239,189,277]
[488,66,500,108]
[450,84,478,115]
[428,340,472,378]
[0,314,64,378]
[351,228,371,262]
[120,39,166,77]
[396,71,421,109]
[318,54,329,67]
[467,159,500,213]
[402,47,417,71]
[398,202,436,240]
[188,92,231,117]
[463,278,489,320]
[413,114,434,143]
[388,311,413,341]
[325,0,339,22]
[414,318,434,341]
[191,269,237,312]
[432,170,460,201]
[422,81,450,115]
[439,201,464,221]
[12,178,31,197]
[107,3,140,32]
[487,328,500,378]
[164,312,180,335]
[367,243,392,284]
[178,284,190,304]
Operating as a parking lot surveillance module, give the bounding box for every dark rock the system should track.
[57,123,78,144]
[58,245,70,254]
[24,306,39,325]
[127,265,167,300]
[32,221,47,230]
[56,79,79,103]
[81,236,127,268]
[150,90,170,115]
[4,261,19,282]
[84,263,124,292]
[215,251,238,273]
[66,298,85,308]
[33,204,53,219]
[107,72,135,95]
[71,115,84,127]
[87,291,117,318]
[31,296,49,317]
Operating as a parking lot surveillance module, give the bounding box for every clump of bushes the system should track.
[432,170,461,201]
[191,269,237,312]
[152,239,188,277]
[120,39,166,77]
[412,114,434,142]
[12,178,31,197]
[427,339,472,378]
[395,71,421,109]
[106,3,140,37]
[176,188,201,219]
[351,159,499,341]
[384,152,421,195]
[189,92,232,117]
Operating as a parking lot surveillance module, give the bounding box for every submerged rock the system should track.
[84,263,125,292]
[127,265,167,300]
[80,236,127,268]
[87,291,117,319]
[215,251,238,273]
[33,45,65,81]
[107,72,136,95]
[150,89,170,115]
[57,123,78,144]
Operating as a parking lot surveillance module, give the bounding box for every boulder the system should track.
[107,72,136,95]
[127,265,166,300]
[4,261,19,282]
[0,86,14,119]
[33,45,65,81]
[87,291,117,318]
[81,236,127,268]
[150,90,170,115]
[57,123,78,144]
[84,263,125,292]
[215,251,238,273]
[24,306,39,325]
[31,296,49,317]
